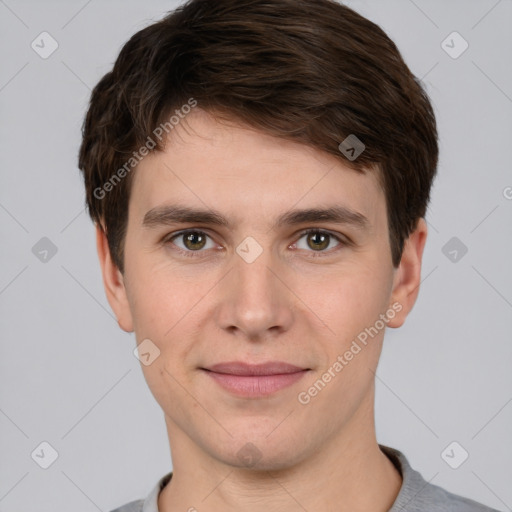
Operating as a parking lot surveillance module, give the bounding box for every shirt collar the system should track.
[142,472,172,512]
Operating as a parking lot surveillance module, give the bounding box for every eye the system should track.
[163,228,345,259]
[166,230,216,253]
[293,229,342,254]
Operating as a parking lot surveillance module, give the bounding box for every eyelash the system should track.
[163,229,347,259]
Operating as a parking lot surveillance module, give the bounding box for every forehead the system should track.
[130,109,385,230]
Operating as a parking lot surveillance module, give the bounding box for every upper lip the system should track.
[203,361,307,376]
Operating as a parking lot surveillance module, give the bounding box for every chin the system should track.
[213,431,310,472]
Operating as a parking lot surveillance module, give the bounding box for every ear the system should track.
[95,224,134,332]
[387,218,428,328]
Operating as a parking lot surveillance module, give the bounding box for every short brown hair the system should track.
[79,0,438,272]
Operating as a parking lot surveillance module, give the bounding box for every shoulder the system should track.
[109,499,144,512]
[381,445,500,512]
[408,480,500,511]
[109,472,172,512]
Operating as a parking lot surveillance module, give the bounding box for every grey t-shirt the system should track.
[110,445,499,511]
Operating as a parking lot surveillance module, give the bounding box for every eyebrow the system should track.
[142,204,369,231]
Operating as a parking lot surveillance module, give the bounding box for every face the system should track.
[98,109,425,471]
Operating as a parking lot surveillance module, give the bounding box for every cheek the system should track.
[125,253,194,336]
[125,258,212,379]
[127,266,201,413]
[299,264,392,344]
[295,270,390,422]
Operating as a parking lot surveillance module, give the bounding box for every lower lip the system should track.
[203,370,308,397]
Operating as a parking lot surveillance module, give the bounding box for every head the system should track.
[79,0,437,470]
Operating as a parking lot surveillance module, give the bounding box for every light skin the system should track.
[97,109,427,512]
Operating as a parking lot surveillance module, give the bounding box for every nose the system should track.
[214,244,295,342]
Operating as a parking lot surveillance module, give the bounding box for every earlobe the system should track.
[387,218,428,328]
[95,224,134,332]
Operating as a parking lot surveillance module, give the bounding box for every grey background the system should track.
[1,0,511,510]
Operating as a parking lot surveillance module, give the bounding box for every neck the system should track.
[158,391,401,512]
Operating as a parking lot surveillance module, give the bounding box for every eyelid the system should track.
[296,228,345,241]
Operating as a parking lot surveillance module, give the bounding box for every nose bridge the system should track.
[237,249,276,304]
[216,237,294,339]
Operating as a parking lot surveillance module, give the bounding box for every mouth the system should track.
[200,361,310,397]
